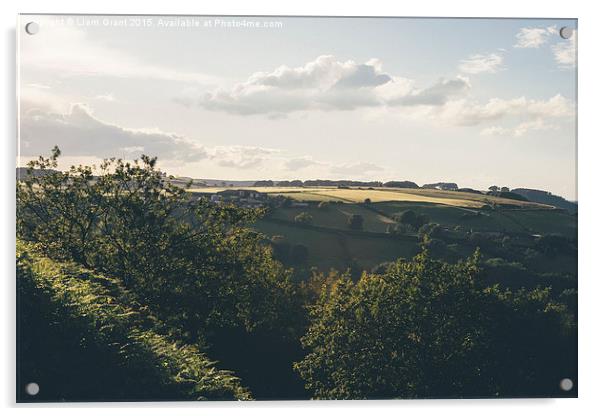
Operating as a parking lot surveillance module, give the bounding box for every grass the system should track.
[270,204,395,233]
[17,241,251,401]
[254,219,350,272]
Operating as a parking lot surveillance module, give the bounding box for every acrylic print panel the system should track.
[16,14,577,402]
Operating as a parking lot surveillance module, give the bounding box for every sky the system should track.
[18,15,577,199]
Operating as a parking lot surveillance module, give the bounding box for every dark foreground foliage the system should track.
[17,242,251,401]
[294,250,577,399]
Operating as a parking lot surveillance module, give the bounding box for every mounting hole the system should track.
[559,26,574,40]
[25,382,40,396]
[25,22,39,35]
[559,378,573,391]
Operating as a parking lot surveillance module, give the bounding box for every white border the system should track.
[2,1,601,415]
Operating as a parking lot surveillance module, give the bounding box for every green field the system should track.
[189,186,552,209]
[189,185,575,279]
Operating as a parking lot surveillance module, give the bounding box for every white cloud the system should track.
[194,55,471,116]
[439,94,573,126]
[283,156,321,170]
[514,26,556,48]
[20,103,208,162]
[552,33,577,68]
[458,53,504,74]
[210,146,280,169]
[19,102,295,171]
[480,118,558,137]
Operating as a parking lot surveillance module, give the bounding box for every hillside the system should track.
[512,188,578,214]
[17,242,251,402]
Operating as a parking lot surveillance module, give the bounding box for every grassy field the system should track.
[189,186,552,209]
[253,218,418,275]
[190,185,574,279]
[270,203,395,233]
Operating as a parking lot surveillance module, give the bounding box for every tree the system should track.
[393,210,429,229]
[294,212,313,224]
[501,186,510,193]
[17,148,301,346]
[364,198,372,204]
[294,250,576,399]
[254,180,274,187]
[488,185,499,192]
[347,214,364,230]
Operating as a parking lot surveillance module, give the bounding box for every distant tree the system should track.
[347,214,364,230]
[290,180,304,187]
[254,180,274,187]
[488,185,499,192]
[383,181,419,189]
[393,210,429,229]
[501,186,510,193]
[364,198,372,204]
[294,212,313,225]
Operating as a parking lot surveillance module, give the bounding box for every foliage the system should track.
[17,241,251,401]
[17,149,306,398]
[294,249,576,399]
[393,210,429,229]
[17,149,298,339]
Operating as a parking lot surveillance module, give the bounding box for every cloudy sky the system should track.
[18,15,577,199]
